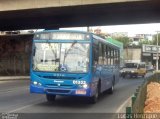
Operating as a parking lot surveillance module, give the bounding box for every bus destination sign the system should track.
[34,32,89,40]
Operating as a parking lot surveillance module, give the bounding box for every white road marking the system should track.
[116,95,133,113]
[9,104,34,113]
[9,99,43,113]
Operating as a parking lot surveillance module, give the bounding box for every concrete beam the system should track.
[0,0,159,31]
[0,0,143,11]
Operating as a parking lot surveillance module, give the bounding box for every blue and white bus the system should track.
[30,30,120,103]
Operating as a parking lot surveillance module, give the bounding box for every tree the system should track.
[139,40,153,47]
[113,36,131,48]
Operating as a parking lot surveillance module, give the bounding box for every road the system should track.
[0,76,146,119]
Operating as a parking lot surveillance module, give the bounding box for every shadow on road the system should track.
[33,91,112,108]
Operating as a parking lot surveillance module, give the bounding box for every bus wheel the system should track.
[46,94,56,102]
[108,83,114,94]
[89,84,99,104]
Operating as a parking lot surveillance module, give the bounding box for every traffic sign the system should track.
[142,44,160,53]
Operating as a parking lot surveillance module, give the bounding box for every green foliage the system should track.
[114,36,154,48]
[96,32,156,48]
[139,40,153,47]
[112,36,131,48]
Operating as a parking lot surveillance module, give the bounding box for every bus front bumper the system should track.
[30,84,92,97]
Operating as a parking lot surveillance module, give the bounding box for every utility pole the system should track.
[87,26,90,32]
[156,31,159,71]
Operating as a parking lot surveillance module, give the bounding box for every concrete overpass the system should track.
[0,0,160,30]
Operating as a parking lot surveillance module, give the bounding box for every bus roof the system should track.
[106,38,123,49]
[35,30,91,35]
[93,34,120,50]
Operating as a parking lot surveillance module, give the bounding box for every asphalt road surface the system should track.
[0,76,147,119]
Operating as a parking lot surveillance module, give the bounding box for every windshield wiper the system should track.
[40,59,60,62]
[63,41,77,64]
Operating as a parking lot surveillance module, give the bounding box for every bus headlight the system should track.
[32,81,42,86]
[82,84,88,89]
[78,83,89,89]
[33,81,38,85]
[38,83,42,86]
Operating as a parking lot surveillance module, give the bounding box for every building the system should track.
[111,32,128,38]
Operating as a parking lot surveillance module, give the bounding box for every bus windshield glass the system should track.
[124,63,138,68]
[32,42,90,73]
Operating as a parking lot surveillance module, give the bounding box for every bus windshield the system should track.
[32,42,90,73]
[124,63,138,68]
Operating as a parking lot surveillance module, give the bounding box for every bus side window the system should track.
[108,47,111,65]
[93,42,98,65]
[98,42,103,65]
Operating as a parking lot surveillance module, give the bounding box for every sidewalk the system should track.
[0,76,30,81]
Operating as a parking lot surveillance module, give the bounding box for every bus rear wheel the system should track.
[108,85,114,94]
[108,80,114,94]
[46,94,56,102]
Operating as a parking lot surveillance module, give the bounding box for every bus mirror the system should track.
[93,66,100,72]
[93,66,96,72]
[55,58,60,62]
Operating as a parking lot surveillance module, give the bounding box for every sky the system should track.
[61,23,160,37]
